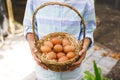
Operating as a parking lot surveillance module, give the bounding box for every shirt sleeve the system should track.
[23,0,37,39]
[80,0,96,48]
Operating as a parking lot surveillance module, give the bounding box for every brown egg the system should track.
[57,52,65,59]
[62,38,71,46]
[51,37,62,45]
[53,44,63,53]
[63,45,75,53]
[44,41,53,48]
[47,52,57,60]
[58,56,69,62]
[40,45,51,53]
[66,52,76,59]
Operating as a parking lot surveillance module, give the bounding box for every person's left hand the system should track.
[68,38,91,71]
[68,47,87,71]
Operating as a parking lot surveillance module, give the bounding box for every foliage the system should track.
[84,61,110,80]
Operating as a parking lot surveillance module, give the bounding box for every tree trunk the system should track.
[6,0,23,34]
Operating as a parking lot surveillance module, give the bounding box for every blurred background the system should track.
[0,0,120,80]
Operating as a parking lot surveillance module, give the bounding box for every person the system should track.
[23,0,96,80]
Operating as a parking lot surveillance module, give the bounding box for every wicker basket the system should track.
[32,2,86,72]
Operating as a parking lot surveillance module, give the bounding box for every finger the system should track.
[33,48,38,53]
[72,58,83,66]
[32,53,41,63]
[72,52,86,66]
[69,65,80,71]
[31,51,42,64]
[79,48,86,56]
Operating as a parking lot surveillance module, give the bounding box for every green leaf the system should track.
[103,77,111,80]
[83,61,111,80]
[93,61,103,80]
[98,67,103,80]
[84,71,95,80]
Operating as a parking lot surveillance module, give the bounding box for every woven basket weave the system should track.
[32,2,86,72]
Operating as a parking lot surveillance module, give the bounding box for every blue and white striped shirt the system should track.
[23,0,96,80]
[23,0,96,42]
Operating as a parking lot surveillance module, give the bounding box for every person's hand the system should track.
[29,41,48,70]
[68,38,92,71]
[68,47,87,71]
[27,33,48,70]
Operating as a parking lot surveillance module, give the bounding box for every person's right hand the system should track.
[27,33,48,70]
[29,41,48,70]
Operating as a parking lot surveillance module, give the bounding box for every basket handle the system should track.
[32,2,86,47]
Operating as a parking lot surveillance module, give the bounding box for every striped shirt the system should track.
[23,0,96,80]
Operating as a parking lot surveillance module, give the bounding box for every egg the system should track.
[62,38,71,46]
[57,52,65,59]
[58,56,69,62]
[66,52,76,59]
[47,52,57,60]
[51,37,62,45]
[40,45,52,53]
[53,44,63,53]
[63,45,75,53]
[44,41,53,48]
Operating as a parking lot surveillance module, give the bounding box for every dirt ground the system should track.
[94,4,120,80]
[94,4,120,52]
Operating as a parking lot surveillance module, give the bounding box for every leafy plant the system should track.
[84,61,110,80]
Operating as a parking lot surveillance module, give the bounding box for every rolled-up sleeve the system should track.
[23,0,37,39]
[80,0,96,48]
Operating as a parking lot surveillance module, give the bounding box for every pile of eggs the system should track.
[40,37,76,62]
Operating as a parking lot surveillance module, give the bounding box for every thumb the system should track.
[79,48,86,56]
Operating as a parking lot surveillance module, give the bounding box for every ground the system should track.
[106,61,120,80]
[94,4,120,52]
[94,4,120,80]
[0,33,118,80]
